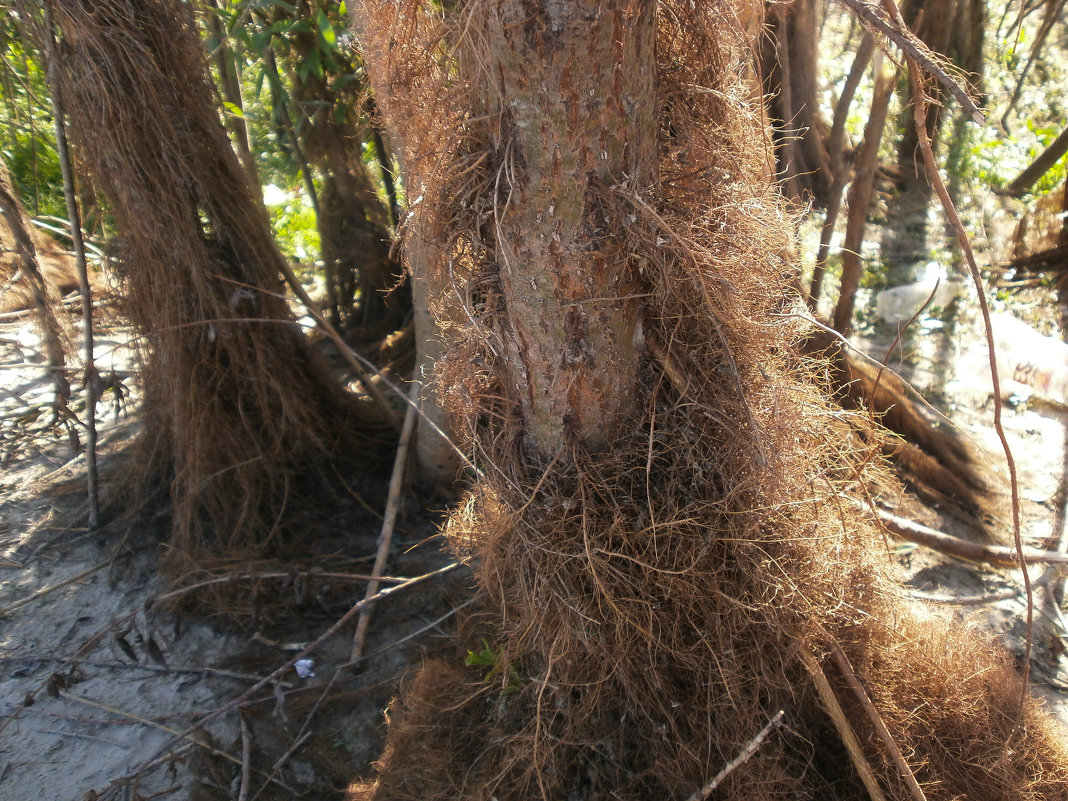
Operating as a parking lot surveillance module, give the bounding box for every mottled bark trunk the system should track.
[475,1,657,457]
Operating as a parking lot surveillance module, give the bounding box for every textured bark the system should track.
[476,1,656,456]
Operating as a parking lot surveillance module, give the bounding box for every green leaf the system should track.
[316,8,336,47]
[223,101,245,119]
[252,0,296,11]
[465,640,498,668]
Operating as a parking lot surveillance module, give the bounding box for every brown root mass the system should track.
[50,0,390,578]
[0,161,70,360]
[354,1,1068,799]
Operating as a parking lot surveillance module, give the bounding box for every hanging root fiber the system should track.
[350,1,1068,799]
[49,0,392,586]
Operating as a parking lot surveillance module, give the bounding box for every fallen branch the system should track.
[276,257,401,430]
[910,588,1018,605]
[866,505,1068,568]
[683,709,785,801]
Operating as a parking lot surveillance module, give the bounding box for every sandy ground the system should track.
[1,296,1067,800]
[0,313,466,801]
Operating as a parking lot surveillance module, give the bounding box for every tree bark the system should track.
[760,0,831,206]
[472,1,656,456]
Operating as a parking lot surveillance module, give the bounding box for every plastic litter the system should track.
[989,313,1068,406]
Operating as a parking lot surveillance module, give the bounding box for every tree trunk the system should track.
[833,65,896,336]
[286,0,407,332]
[351,9,464,489]
[897,0,957,179]
[470,1,655,456]
[51,0,387,572]
[352,2,1068,799]
[760,0,831,206]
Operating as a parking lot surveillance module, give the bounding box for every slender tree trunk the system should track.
[761,0,831,206]
[809,35,875,307]
[897,0,957,180]
[206,0,259,191]
[351,11,464,488]
[286,0,406,331]
[833,66,895,335]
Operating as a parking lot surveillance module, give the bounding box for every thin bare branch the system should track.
[832,644,928,801]
[683,709,785,801]
[834,0,985,124]
[351,379,421,663]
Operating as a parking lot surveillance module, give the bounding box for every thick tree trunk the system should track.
[473,1,655,455]
[52,0,386,570]
[352,3,1068,800]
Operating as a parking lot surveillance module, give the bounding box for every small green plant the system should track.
[465,639,522,695]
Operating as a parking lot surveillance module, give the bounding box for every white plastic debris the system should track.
[262,183,289,207]
[875,262,963,324]
[294,658,316,679]
[990,313,1068,405]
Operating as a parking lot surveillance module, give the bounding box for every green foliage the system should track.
[943,116,1068,195]
[1026,120,1068,195]
[0,12,65,218]
[203,1,381,263]
[465,639,522,695]
[263,182,319,262]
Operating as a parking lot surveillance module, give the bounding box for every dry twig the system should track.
[351,379,421,663]
[800,649,888,801]
[45,0,100,530]
[683,709,785,801]
[835,0,984,124]
[0,558,113,616]
[238,713,252,801]
[904,60,1034,710]
[832,644,928,801]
